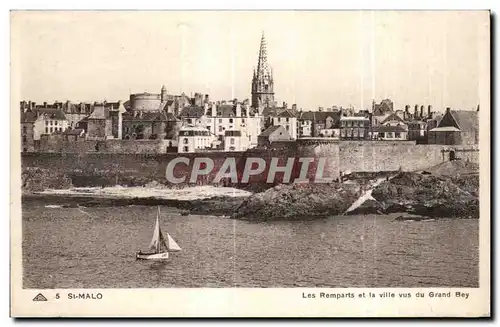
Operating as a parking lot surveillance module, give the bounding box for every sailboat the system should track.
[136,206,182,260]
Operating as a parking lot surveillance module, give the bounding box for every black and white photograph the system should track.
[10,9,490,317]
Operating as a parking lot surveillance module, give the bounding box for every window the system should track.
[49,127,53,133]
[207,126,211,131]
[286,118,289,122]
[183,138,188,144]
[229,118,233,123]
[286,125,289,131]
[219,126,223,132]
[50,121,53,126]
[242,118,245,123]
[230,138,235,145]
[45,121,48,126]
[22,136,27,143]
[395,132,401,138]
[55,121,58,126]
[359,129,364,137]
[45,127,48,133]
[22,126,27,134]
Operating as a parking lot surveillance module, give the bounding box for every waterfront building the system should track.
[369,126,408,141]
[177,125,214,153]
[179,100,262,150]
[372,99,394,116]
[428,107,479,145]
[298,111,341,138]
[298,111,313,137]
[257,125,293,148]
[122,111,179,140]
[339,116,370,140]
[407,120,428,143]
[127,86,204,117]
[272,109,298,139]
[224,130,244,152]
[85,102,126,140]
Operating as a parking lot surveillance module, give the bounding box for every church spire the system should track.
[251,32,275,110]
[257,32,269,76]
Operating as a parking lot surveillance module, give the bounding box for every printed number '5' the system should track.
[56,293,60,299]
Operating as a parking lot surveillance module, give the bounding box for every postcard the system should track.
[10,10,490,317]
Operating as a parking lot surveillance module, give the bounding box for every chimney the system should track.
[414,104,418,118]
[211,103,217,118]
[427,105,432,118]
[477,104,480,112]
[292,104,297,112]
[203,102,209,116]
[204,94,209,103]
[236,103,242,117]
[44,102,48,108]
[246,104,250,117]
[283,101,287,109]
[420,105,424,119]
[446,107,451,114]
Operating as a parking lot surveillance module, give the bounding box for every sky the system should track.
[11,10,489,112]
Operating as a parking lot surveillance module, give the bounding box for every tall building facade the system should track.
[251,33,275,110]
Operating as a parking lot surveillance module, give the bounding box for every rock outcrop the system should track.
[232,183,361,221]
[22,167,73,192]
[232,167,479,220]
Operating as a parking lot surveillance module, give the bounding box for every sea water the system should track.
[22,202,478,288]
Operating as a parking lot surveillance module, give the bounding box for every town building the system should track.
[272,109,298,139]
[372,99,394,116]
[428,108,479,145]
[297,111,341,138]
[20,111,37,152]
[339,116,370,140]
[224,130,244,152]
[84,102,126,140]
[122,111,180,140]
[179,100,262,150]
[177,125,214,153]
[126,85,203,117]
[369,125,408,141]
[257,125,293,148]
[407,120,428,143]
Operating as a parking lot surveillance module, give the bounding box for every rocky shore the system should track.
[22,160,479,220]
[232,160,480,221]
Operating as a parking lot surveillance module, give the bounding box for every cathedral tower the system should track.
[251,32,275,110]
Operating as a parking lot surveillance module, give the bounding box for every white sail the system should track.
[166,233,182,252]
[149,207,167,253]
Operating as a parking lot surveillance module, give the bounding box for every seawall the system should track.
[21,141,479,189]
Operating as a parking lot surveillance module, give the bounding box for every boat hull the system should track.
[136,252,169,260]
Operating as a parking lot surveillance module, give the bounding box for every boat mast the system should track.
[156,206,161,253]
